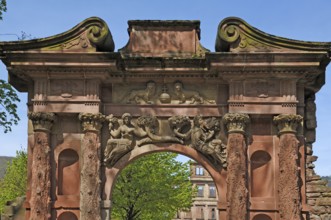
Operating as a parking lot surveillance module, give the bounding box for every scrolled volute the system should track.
[219,24,241,44]
[273,114,303,135]
[79,113,106,132]
[28,112,56,132]
[222,113,250,134]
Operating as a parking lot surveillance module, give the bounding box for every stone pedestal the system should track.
[28,112,55,220]
[273,114,303,220]
[223,113,250,220]
[79,113,105,220]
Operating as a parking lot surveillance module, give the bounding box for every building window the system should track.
[211,208,216,219]
[197,185,204,197]
[209,185,216,198]
[195,166,204,175]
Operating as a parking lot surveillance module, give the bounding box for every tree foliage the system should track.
[0,0,6,20]
[0,0,21,133]
[0,150,27,213]
[111,152,195,220]
[0,79,20,133]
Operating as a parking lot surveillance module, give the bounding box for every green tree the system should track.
[111,152,194,220]
[0,0,20,133]
[0,80,20,133]
[0,0,6,20]
[0,149,27,213]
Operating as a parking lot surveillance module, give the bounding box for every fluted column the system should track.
[274,114,303,220]
[79,113,105,220]
[28,112,56,220]
[222,113,250,220]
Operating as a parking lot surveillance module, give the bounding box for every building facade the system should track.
[174,162,218,220]
[1,17,331,219]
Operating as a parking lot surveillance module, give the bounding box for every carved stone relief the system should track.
[125,81,157,104]
[118,81,216,105]
[244,80,280,98]
[50,80,84,97]
[104,113,183,167]
[104,113,227,169]
[169,115,227,168]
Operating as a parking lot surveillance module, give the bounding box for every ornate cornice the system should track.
[273,114,303,135]
[216,17,331,53]
[28,112,56,132]
[222,113,250,134]
[78,113,106,132]
[0,17,114,52]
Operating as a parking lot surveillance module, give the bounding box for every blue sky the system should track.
[0,0,330,175]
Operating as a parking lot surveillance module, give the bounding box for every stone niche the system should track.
[0,16,331,220]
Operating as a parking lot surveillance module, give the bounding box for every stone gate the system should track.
[1,17,331,220]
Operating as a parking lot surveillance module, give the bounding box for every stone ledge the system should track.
[316,198,331,206]
[307,185,331,193]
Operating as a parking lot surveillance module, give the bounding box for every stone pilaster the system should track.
[28,112,56,220]
[273,114,303,220]
[222,113,250,220]
[78,113,105,220]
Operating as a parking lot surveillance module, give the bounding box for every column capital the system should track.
[79,113,106,132]
[28,112,56,132]
[222,113,250,134]
[273,114,303,135]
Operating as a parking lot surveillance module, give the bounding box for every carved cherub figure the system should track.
[104,113,147,167]
[126,81,156,104]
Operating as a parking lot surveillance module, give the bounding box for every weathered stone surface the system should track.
[79,113,104,220]
[1,17,331,220]
[226,132,248,220]
[274,114,303,220]
[223,113,250,220]
[316,198,331,206]
[278,133,302,220]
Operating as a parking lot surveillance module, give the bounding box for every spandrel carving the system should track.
[135,115,183,146]
[104,113,182,167]
[104,113,147,167]
[169,115,227,168]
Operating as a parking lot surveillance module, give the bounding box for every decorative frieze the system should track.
[273,114,302,135]
[104,114,227,169]
[119,81,216,105]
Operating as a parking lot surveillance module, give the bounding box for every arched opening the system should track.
[58,211,78,220]
[250,150,273,197]
[252,214,272,220]
[104,144,224,220]
[58,149,79,195]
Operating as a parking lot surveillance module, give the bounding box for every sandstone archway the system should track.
[104,144,225,201]
[1,16,330,219]
[104,145,224,219]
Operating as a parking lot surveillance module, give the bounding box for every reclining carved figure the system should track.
[125,81,156,104]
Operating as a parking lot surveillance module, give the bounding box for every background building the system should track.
[174,162,218,220]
